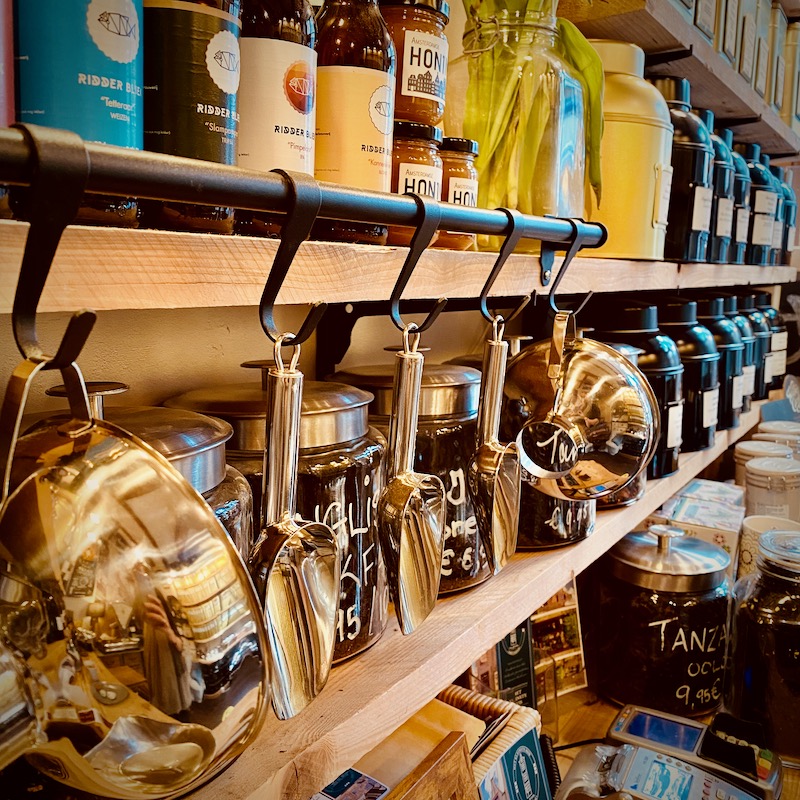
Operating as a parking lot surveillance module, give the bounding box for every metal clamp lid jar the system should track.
[598,525,731,716]
[332,363,488,593]
[733,440,793,485]
[744,456,800,522]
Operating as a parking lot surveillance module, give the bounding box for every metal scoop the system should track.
[377,326,446,635]
[248,338,340,720]
[468,317,521,574]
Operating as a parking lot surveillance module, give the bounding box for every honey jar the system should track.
[434,137,479,250]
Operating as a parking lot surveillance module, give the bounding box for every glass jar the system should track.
[434,137,479,250]
[332,363,491,593]
[598,526,731,717]
[380,0,449,126]
[733,440,793,486]
[165,372,389,662]
[389,120,443,246]
[517,483,595,549]
[728,531,800,766]
[744,456,800,522]
[462,6,585,252]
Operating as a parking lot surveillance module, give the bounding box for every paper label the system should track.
[755,502,791,517]
[754,189,778,215]
[732,373,745,409]
[692,185,714,232]
[724,0,739,58]
[743,364,756,397]
[448,177,478,206]
[716,197,734,238]
[397,162,442,199]
[315,66,394,192]
[764,351,774,384]
[772,331,789,351]
[667,403,684,449]
[752,213,775,245]
[703,387,720,428]
[238,38,316,174]
[401,29,447,102]
[735,206,751,243]
[654,164,674,226]
[695,0,716,36]
[772,220,784,250]
[776,56,786,107]
[773,348,788,376]
[755,37,769,95]
[789,225,796,252]
[741,16,756,80]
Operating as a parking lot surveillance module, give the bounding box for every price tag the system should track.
[692,186,713,232]
[667,403,684,449]
[752,213,775,246]
[742,364,756,397]
[732,374,744,409]
[702,387,719,428]
[716,197,734,238]
[735,207,751,243]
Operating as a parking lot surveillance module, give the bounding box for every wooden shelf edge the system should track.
[191,403,766,800]
[0,221,795,314]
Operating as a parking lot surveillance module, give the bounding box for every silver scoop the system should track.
[0,358,269,798]
[376,326,446,635]
[248,340,340,720]
[468,318,521,574]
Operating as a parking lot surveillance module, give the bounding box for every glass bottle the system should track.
[143,0,243,234]
[462,2,585,252]
[13,0,143,227]
[236,0,317,237]
[312,0,396,245]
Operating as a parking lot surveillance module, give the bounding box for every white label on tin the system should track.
[789,225,796,252]
[703,387,720,428]
[773,348,788,377]
[735,207,751,243]
[743,364,756,397]
[755,190,778,215]
[773,221,784,250]
[772,331,788,351]
[667,403,684,449]
[752,213,775,246]
[764,351,774,384]
[692,185,714,232]
[655,164,673,226]
[732,373,745,409]
[716,197,734,238]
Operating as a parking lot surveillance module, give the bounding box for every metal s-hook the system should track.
[389,193,447,333]
[260,169,326,346]
[11,124,95,370]
[478,207,530,326]
[547,218,592,315]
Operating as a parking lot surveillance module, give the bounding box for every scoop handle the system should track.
[478,337,509,448]
[263,366,303,525]
[388,349,424,479]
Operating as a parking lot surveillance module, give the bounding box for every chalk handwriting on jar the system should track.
[545,501,591,533]
[648,617,727,654]
[441,516,478,575]
[446,468,467,507]
[314,499,371,543]
[535,427,577,471]
[336,543,378,641]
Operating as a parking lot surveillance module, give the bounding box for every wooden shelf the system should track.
[560,0,800,155]
[191,403,766,800]
[0,220,795,313]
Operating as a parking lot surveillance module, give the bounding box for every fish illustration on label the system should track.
[284,60,314,115]
[206,29,240,95]
[98,11,137,37]
[88,0,140,64]
[369,84,393,135]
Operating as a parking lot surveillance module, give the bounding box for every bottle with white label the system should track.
[760,153,785,265]
[313,0,396,245]
[755,291,788,390]
[649,77,714,262]
[771,163,797,265]
[659,297,720,452]
[721,128,752,265]
[697,109,735,264]
[720,292,756,413]
[434,137,478,250]
[734,142,780,266]
[236,0,317,237]
[738,292,773,401]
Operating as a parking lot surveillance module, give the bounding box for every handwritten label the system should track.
[751,213,774,246]
[667,403,684,449]
[691,185,713,232]
[654,164,673,226]
[702,387,719,428]
[440,467,479,578]
[735,206,750,243]
[732,373,744,409]
[716,197,734,238]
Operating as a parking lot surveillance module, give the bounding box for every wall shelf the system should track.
[0,220,795,314]
[191,403,766,800]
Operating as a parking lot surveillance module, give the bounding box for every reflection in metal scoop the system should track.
[377,327,446,635]
[468,320,521,574]
[248,340,339,720]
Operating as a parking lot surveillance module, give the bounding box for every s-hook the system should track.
[389,193,447,333]
[260,169,326,346]
[11,124,95,370]
[478,207,531,326]
[547,218,593,317]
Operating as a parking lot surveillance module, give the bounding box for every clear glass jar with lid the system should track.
[728,531,800,766]
[331,362,491,593]
[165,367,388,662]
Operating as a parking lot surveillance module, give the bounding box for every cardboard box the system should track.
[667,478,744,506]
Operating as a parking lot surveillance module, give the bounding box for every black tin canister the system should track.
[698,109,734,264]
[721,128,751,265]
[719,293,756,413]
[755,291,788,392]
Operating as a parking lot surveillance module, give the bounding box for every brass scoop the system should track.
[249,338,340,720]
[377,326,446,635]
[468,317,521,574]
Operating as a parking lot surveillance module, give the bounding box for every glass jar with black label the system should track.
[720,128,751,265]
[719,293,756,412]
[332,363,490,594]
[166,368,388,662]
[728,531,800,766]
[598,525,731,717]
[738,293,773,400]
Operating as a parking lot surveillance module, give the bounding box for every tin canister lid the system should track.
[590,39,645,77]
[331,363,481,418]
[759,420,800,436]
[609,525,730,592]
[745,456,800,479]
[759,531,800,576]
[735,440,793,462]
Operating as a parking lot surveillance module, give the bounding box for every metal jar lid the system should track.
[734,440,793,462]
[609,525,730,592]
[758,531,800,579]
[744,456,800,484]
[165,379,373,453]
[330,363,481,419]
[759,420,800,436]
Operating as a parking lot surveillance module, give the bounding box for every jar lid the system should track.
[759,420,800,435]
[441,137,479,155]
[754,291,774,309]
[394,120,444,143]
[694,295,724,320]
[659,297,698,325]
[721,294,738,315]
[744,456,800,478]
[331,363,480,418]
[650,76,691,108]
[606,343,645,365]
[590,298,658,334]
[609,525,730,592]
[734,440,793,461]
[589,39,644,77]
[445,353,484,371]
[759,531,800,574]
[753,432,800,449]
[105,406,232,494]
[165,380,373,453]
[380,0,449,21]
[770,164,785,181]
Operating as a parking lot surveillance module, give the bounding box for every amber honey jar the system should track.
[380,0,449,126]
[434,137,479,250]
[389,120,443,246]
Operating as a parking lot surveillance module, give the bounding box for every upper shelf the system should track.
[189,402,766,800]
[0,220,795,313]
[560,0,800,155]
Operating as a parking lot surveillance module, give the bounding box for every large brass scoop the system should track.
[468,317,521,574]
[377,326,446,635]
[248,340,340,720]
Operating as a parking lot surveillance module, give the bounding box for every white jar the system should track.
[745,456,800,521]
[734,440,793,485]
[738,515,800,579]
[752,431,800,456]
[758,420,800,436]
